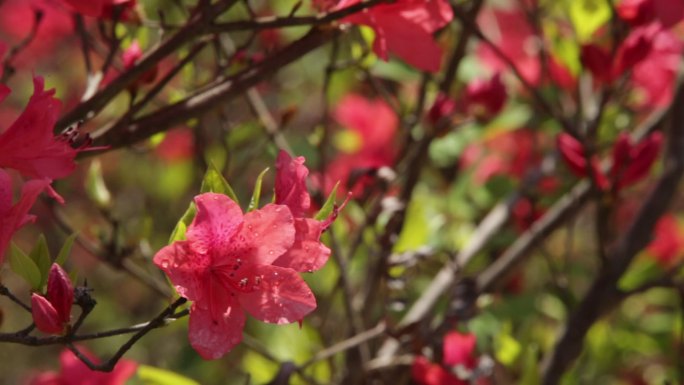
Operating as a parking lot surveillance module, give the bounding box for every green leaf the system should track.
[56,233,78,266]
[394,198,429,253]
[315,182,340,221]
[569,0,611,42]
[247,167,269,212]
[200,162,239,203]
[9,243,42,290]
[137,365,200,385]
[29,235,51,288]
[520,344,540,385]
[169,203,196,243]
[86,159,112,208]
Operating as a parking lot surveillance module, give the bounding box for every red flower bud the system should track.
[46,263,73,325]
[427,93,456,127]
[557,133,609,189]
[580,44,613,83]
[611,131,663,187]
[614,25,658,78]
[31,293,63,334]
[464,73,507,118]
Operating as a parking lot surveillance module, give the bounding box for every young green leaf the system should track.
[247,167,269,212]
[9,243,42,290]
[169,203,196,243]
[200,162,239,203]
[56,233,78,266]
[315,181,340,221]
[137,365,200,385]
[86,159,112,208]
[29,235,51,287]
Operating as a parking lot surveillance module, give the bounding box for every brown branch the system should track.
[540,83,684,385]
[87,26,338,153]
[55,0,239,132]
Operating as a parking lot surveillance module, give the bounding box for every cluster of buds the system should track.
[30,264,73,335]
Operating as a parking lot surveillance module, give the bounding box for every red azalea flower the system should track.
[61,0,106,17]
[630,25,683,107]
[0,77,88,202]
[580,44,614,83]
[461,129,539,184]
[0,169,48,265]
[647,214,684,267]
[154,128,195,163]
[617,0,684,29]
[412,331,479,385]
[336,0,453,72]
[557,133,609,189]
[463,72,507,118]
[557,131,662,190]
[153,193,317,359]
[31,263,74,335]
[122,41,157,85]
[477,8,574,89]
[0,0,74,65]
[326,94,398,194]
[26,347,137,385]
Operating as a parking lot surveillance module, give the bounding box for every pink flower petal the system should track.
[275,151,311,218]
[273,218,330,272]
[443,331,477,369]
[186,193,243,256]
[46,263,73,324]
[0,170,49,265]
[188,303,246,360]
[59,346,138,385]
[0,77,75,181]
[31,294,63,334]
[62,0,105,17]
[238,265,316,324]
[232,204,295,266]
[153,242,208,303]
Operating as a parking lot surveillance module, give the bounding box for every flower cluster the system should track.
[412,331,484,385]
[557,131,662,191]
[320,0,454,72]
[154,151,335,359]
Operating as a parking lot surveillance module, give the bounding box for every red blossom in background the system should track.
[617,0,684,28]
[335,0,453,72]
[0,169,48,265]
[477,8,574,89]
[462,73,507,119]
[0,0,74,65]
[412,331,480,385]
[154,128,195,163]
[0,41,8,100]
[461,129,539,184]
[61,0,136,19]
[31,264,74,335]
[647,214,684,266]
[27,347,137,385]
[557,131,662,191]
[122,40,157,86]
[326,94,398,194]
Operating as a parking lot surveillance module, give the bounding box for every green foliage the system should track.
[55,233,78,266]
[314,182,340,221]
[30,235,51,288]
[200,162,239,204]
[9,243,42,290]
[568,0,611,42]
[247,167,269,212]
[137,365,201,385]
